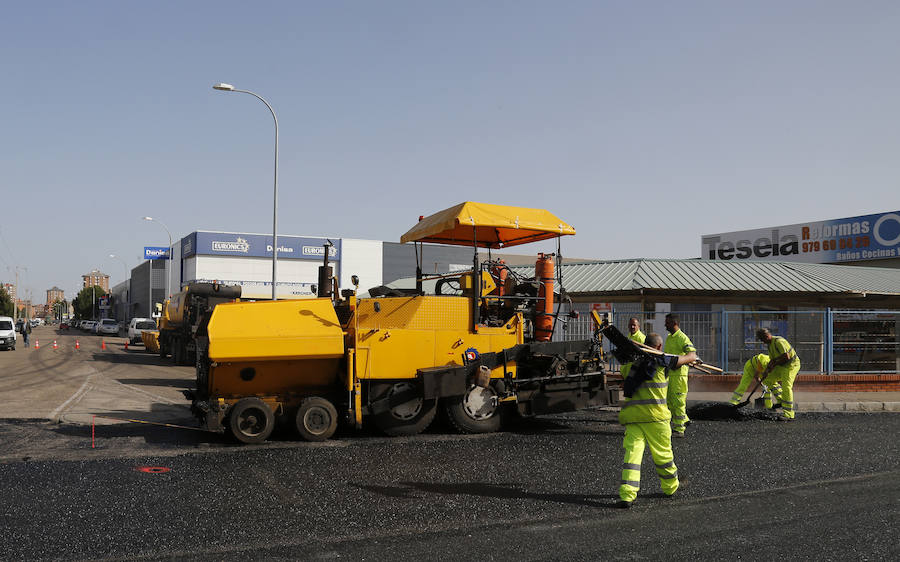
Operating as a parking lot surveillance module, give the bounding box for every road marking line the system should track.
[50,372,101,423]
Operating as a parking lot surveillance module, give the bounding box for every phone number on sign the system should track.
[802,236,870,253]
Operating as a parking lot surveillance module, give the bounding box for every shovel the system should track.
[735,374,766,408]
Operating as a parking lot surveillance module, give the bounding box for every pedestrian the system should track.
[664,314,696,438]
[22,320,31,346]
[618,332,697,508]
[620,317,646,380]
[728,353,782,408]
[756,328,801,420]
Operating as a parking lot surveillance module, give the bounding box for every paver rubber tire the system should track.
[444,385,502,434]
[228,398,275,444]
[295,397,339,442]
[371,381,437,437]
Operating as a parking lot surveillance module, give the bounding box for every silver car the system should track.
[97,319,119,336]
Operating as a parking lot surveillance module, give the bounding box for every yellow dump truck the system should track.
[158,282,241,365]
[191,202,615,443]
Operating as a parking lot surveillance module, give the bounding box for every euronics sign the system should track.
[701,211,900,264]
[180,232,341,261]
[144,246,170,260]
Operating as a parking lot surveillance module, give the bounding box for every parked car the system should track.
[128,318,157,344]
[97,318,119,336]
[0,316,17,351]
[82,320,97,333]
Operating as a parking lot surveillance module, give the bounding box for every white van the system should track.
[0,316,17,351]
[128,317,157,344]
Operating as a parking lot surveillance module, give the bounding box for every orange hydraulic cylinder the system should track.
[491,260,508,296]
[535,253,554,341]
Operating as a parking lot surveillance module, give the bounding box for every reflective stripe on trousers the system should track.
[619,421,679,503]
[667,373,689,432]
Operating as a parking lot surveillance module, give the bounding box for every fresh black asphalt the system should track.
[1,410,898,560]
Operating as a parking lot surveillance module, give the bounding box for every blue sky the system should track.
[2,1,899,301]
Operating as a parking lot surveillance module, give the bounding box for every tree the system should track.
[0,287,12,317]
[73,285,107,320]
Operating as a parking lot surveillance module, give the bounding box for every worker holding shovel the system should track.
[756,328,801,421]
[729,353,783,409]
[617,332,697,508]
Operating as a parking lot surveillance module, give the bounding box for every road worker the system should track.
[664,314,696,438]
[756,328,801,420]
[618,332,697,508]
[729,353,782,408]
[620,317,646,380]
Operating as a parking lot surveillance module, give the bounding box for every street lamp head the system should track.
[109,254,116,259]
[143,216,153,222]
[213,83,235,91]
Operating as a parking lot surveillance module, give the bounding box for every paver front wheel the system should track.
[371,381,437,437]
[228,398,275,444]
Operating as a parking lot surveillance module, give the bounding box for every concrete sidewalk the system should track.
[687,391,900,412]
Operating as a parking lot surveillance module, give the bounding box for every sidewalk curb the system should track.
[687,400,900,413]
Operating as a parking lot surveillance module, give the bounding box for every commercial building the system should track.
[120,230,471,322]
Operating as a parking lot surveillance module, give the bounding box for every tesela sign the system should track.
[702,211,900,264]
[702,230,799,261]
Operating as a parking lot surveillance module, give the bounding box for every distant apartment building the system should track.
[46,286,64,306]
[2,283,15,302]
[82,269,110,291]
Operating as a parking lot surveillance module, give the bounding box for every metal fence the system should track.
[554,305,899,374]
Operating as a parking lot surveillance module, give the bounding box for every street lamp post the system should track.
[13,266,26,321]
[213,82,280,301]
[109,254,130,322]
[142,217,173,303]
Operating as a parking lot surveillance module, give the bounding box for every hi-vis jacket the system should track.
[619,361,671,425]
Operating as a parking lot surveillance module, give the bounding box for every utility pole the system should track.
[13,266,26,321]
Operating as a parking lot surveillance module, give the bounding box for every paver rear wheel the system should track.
[228,398,275,444]
[295,397,338,442]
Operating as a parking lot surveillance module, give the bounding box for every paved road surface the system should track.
[0,325,897,560]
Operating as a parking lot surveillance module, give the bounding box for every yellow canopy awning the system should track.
[400,202,575,248]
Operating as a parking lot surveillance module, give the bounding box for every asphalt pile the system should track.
[688,401,784,421]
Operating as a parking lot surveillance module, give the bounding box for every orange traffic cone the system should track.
[75,339,80,350]
[53,340,58,350]
[101,340,107,351]
[34,339,39,349]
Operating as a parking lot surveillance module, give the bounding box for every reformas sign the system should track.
[701,211,900,264]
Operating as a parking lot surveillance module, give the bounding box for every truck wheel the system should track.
[228,398,275,444]
[444,385,502,434]
[372,382,437,437]
[295,397,338,442]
